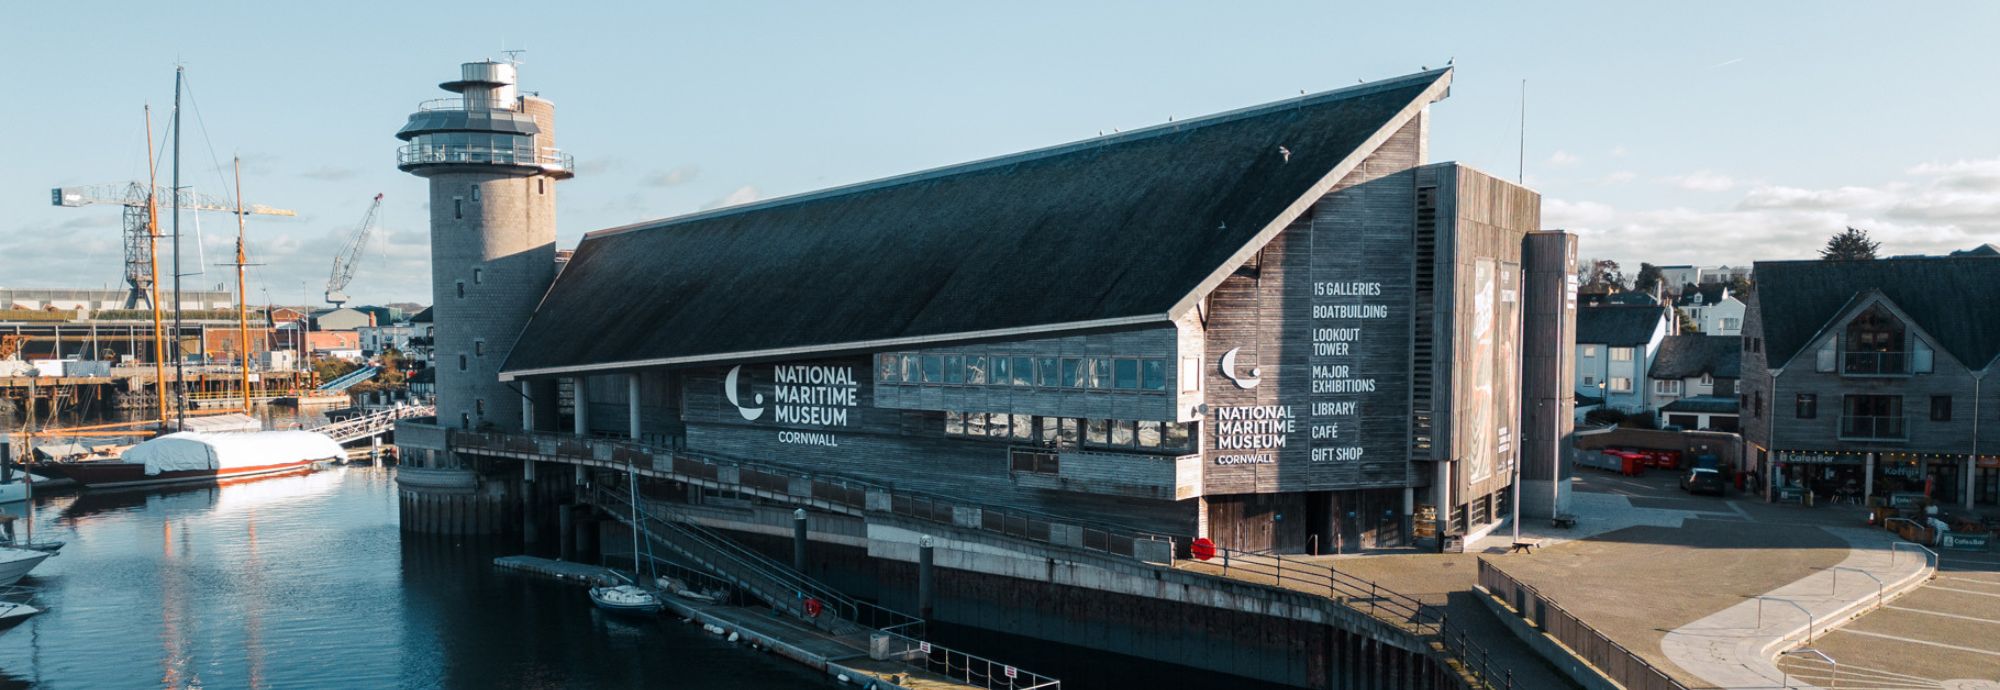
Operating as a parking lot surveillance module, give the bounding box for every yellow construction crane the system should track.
[50,182,295,309]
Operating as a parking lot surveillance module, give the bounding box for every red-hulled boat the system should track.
[37,430,344,490]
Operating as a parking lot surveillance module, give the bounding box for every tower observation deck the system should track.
[398,60,573,432]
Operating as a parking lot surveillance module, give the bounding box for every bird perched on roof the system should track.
[1278,146,1291,163]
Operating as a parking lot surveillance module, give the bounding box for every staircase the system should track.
[318,366,380,392]
[594,484,920,638]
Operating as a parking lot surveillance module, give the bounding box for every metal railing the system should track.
[1837,414,1907,440]
[1841,351,1909,375]
[310,404,432,443]
[873,628,1061,690]
[1190,545,1443,633]
[1477,559,1688,690]
[396,144,574,172]
[596,481,923,636]
[417,97,521,112]
[453,429,1179,564]
[1890,540,1939,568]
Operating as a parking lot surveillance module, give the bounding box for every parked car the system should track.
[1681,467,1727,496]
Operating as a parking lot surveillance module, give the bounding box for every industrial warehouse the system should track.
[400,63,1577,555]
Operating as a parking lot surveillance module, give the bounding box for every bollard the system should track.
[918,535,936,620]
[793,508,809,573]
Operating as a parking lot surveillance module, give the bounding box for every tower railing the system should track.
[417,97,521,112]
[397,144,573,172]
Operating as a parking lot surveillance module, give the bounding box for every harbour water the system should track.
[0,466,831,689]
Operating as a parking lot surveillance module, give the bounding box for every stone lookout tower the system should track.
[397,60,573,432]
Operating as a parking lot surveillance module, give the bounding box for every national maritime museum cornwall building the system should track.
[396,63,1579,554]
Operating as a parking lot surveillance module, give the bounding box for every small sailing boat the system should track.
[588,584,664,615]
[0,547,51,587]
[0,599,41,635]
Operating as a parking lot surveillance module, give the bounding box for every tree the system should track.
[1580,259,1626,292]
[1726,274,1754,297]
[1820,227,1880,261]
[1633,263,1664,295]
[1675,307,1700,333]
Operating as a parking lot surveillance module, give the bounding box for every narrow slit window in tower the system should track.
[454,197,463,219]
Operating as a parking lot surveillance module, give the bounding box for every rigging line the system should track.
[179,74,239,211]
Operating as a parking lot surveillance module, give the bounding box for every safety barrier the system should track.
[1477,558,1687,690]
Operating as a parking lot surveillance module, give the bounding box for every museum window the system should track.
[991,356,1010,386]
[966,356,988,385]
[1060,358,1082,388]
[460,413,470,429]
[1086,418,1108,445]
[473,268,483,284]
[1088,358,1110,389]
[1796,394,1816,419]
[1932,395,1953,422]
[1010,448,1060,475]
[1137,420,1162,448]
[474,339,485,357]
[1110,419,1136,446]
[458,354,467,371]
[1013,356,1034,386]
[1180,357,1201,392]
[1036,357,1060,387]
[539,178,546,195]
[1142,359,1167,391]
[1113,358,1139,390]
[456,281,465,299]
[476,399,485,415]
[878,354,898,383]
[921,354,942,383]
[945,411,964,435]
[470,186,480,201]
[944,354,965,384]
[454,197,463,219]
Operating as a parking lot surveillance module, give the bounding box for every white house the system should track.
[1675,284,1747,336]
[1575,304,1674,415]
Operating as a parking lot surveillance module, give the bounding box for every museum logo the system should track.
[724,365,766,421]
[1219,347,1262,389]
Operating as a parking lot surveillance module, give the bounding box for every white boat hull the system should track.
[0,549,50,587]
[0,482,23,505]
[0,601,39,634]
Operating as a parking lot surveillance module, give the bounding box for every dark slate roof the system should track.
[410,307,433,323]
[1649,334,1740,379]
[1673,284,1731,308]
[1951,243,2000,258]
[503,69,1452,375]
[1576,305,1667,347]
[1661,395,1738,414]
[1754,257,2000,370]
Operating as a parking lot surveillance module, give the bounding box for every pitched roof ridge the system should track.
[582,68,1453,241]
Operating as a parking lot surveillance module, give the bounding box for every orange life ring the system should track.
[803,597,824,618]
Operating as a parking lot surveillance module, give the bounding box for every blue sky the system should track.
[5,2,1998,305]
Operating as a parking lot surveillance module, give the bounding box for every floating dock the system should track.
[492,555,1003,689]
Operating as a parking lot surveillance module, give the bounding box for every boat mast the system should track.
[628,463,641,579]
[233,158,252,416]
[170,66,186,431]
[144,106,170,426]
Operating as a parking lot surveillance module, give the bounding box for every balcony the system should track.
[397,143,574,176]
[1838,414,1908,441]
[1842,351,1909,376]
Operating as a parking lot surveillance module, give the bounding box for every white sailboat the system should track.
[0,547,51,587]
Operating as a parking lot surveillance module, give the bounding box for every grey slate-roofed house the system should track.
[1649,334,1741,430]
[1574,304,1673,414]
[1741,257,2000,509]
[402,67,1567,554]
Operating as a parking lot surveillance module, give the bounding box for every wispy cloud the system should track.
[1666,171,1736,192]
[1547,150,1582,167]
[298,166,357,181]
[701,185,761,210]
[1709,58,1744,69]
[645,165,700,188]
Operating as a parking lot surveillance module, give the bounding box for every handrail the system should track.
[1196,544,1443,633]
[1478,558,1687,690]
[873,627,1062,690]
[595,481,923,635]
[478,429,1179,561]
[1829,566,1885,607]
[1756,596,1815,644]
[416,97,521,112]
[1890,540,1938,569]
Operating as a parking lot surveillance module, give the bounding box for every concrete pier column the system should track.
[558,503,575,560]
[792,508,808,572]
[571,376,589,436]
[1401,487,1415,547]
[521,393,534,433]
[521,461,541,544]
[917,536,936,620]
[1865,452,1876,501]
[627,372,642,440]
[1967,456,1978,509]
